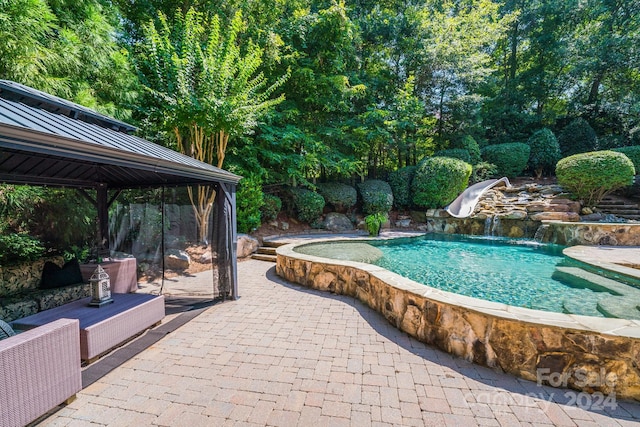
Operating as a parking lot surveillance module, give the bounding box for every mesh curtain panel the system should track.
[108,187,222,299]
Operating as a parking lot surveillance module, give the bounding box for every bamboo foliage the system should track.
[136,8,287,242]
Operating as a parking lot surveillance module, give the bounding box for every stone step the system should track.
[552,266,633,296]
[597,298,640,320]
[251,253,277,262]
[262,240,289,248]
[257,246,277,255]
[562,298,604,318]
[596,209,640,215]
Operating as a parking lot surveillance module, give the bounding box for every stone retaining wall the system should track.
[276,244,640,401]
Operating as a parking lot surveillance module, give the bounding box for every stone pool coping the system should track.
[275,233,640,400]
[564,245,640,282]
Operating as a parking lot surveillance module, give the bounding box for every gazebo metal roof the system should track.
[0,80,241,189]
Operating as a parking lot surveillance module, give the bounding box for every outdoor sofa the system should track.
[0,318,82,427]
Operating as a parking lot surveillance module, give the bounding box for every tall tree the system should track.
[134,8,287,241]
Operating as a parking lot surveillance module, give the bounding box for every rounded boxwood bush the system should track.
[316,182,357,212]
[388,166,417,210]
[613,146,640,172]
[260,194,282,222]
[556,150,635,206]
[411,156,472,209]
[357,179,394,215]
[453,135,481,164]
[527,128,561,177]
[289,188,325,223]
[433,148,471,163]
[481,143,530,178]
[558,117,598,157]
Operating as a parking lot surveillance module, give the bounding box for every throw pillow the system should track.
[41,258,84,289]
[0,318,16,340]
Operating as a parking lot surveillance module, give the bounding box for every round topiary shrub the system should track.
[289,188,325,223]
[555,150,635,206]
[260,194,282,222]
[411,156,472,209]
[481,143,530,178]
[613,146,640,172]
[527,128,561,177]
[433,148,471,163]
[453,135,481,164]
[357,180,394,215]
[558,117,598,157]
[316,182,357,212]
[388,166,417,210]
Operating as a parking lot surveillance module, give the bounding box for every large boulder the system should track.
[164,250,190,270]
[237,234,259,258]
[323,213,354,231]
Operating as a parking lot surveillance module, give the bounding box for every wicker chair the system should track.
[0,318,82,427]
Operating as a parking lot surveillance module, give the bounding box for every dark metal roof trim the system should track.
[0,80,137,133]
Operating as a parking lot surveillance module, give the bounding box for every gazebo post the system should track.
[96,183,110,258]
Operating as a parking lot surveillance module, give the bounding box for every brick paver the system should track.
[40,260,640,426]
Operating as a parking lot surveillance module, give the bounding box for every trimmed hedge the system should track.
[558,117,598,157]
[260,194,282,222]
[481,143,530,178]
[388,166,417,210]
[411,156,472,208]
[556,150,635,206]
[454,135,481,164]
[289,188,325,223]
[433,149,471,163]
[358,180,394,215]
[316,182,357,212]
[613,146,640,172]
[527,128,561,177]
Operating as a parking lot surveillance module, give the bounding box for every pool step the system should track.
[554,266,640,319]
[552,267,627,295]
[562,298,604,318]
[597,298,640,320]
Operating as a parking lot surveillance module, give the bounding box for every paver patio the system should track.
[40,259,640,426]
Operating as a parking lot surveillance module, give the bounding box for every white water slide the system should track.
[445,177,511,218]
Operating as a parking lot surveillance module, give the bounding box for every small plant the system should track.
[411,156,472,208]
[481,143,530,178]
[556,150,635,206]
[237,175,264,233]
[471,162,498,184]
[365,212,387,236]
[358,180,394,215]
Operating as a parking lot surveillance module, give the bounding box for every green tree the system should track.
[134,8,287,241]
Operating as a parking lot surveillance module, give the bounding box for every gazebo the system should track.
[0,80,241,299]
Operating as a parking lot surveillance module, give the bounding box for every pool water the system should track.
[366,234,635,317]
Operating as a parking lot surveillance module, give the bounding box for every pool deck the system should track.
[40,255,640,426]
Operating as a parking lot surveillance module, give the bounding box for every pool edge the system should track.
[276,240,640,402]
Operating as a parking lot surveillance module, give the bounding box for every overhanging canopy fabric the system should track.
[0,80,241,189]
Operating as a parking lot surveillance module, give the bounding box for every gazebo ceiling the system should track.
[0,80,241,189]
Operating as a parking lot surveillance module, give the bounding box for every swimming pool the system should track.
[294,234,640,319]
